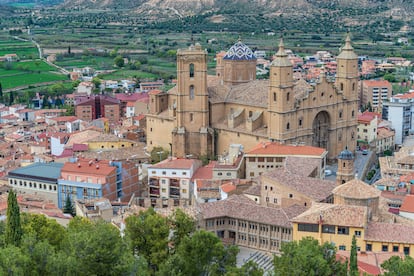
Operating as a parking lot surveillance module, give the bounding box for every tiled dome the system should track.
[338,147,354,160]
[223,39,256,61]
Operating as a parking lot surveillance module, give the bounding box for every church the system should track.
[146,35,358,160]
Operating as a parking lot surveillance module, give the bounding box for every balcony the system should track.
[170,178,180,188]
[149,178,159,187]
[149,187,160,197]
[169,188,180,198]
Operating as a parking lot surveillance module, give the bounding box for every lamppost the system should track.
[156,151,163,162]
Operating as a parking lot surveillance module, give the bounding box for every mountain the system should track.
[58,0,413,20]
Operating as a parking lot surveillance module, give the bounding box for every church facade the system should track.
[146,36,358,160]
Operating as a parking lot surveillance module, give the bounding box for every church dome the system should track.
[338,147,354,160]
[223,39,256,61]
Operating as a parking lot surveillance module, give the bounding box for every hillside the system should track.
[59,0,414,20]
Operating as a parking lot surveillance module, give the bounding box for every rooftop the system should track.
[400,194,414,213]
[333,178,381,200]
[246,141,326,157]
[199,194,306,228]
[223,39,256,61]
[8,162,64,180]
[365,222,414,244]
[149,158,200,170]
[291,202,367,228]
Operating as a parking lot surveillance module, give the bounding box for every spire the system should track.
[337,33,358,59]
[275,37,287,57]
[271,37,291,67]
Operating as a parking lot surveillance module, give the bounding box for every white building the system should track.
[147,158,202,207]
[382,92,414,145]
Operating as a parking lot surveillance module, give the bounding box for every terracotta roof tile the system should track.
[365,222,414,244]
[333,179,381,199]
[246,141,326,156]
[199,195,306,227]
[150,158,200,170]
[362,80,391,87]
[291,202,367,227]
[400,194,414,213]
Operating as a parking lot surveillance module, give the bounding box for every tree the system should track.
[169,208,196,249]
[63,196,75,216]
[381,255,414,275]
[226,260,264,276]
[63,218,142,275]
[273,237,347,276]
[0,82,3,104]
[125,208,169,271]
[114,55,125,68]
[158,230,238,276]
[349,235,358,276]
[150,147,169,164]
[5,190,22,247]
[0,245,30,275]
[9,91,14,106]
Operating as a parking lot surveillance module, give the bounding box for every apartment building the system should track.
[147,158,202,208]
[361,80,392,112]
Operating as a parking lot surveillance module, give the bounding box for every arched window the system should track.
[273,92,277,102]
[352,110,355,117]
[343,162,346,168]
[340,83,344,91]
[189,63,194,78]
[189,85,194,100]
[352,83,355,91]
[286,92,290,101]
[190,113,194,122]
[286,123,290,130]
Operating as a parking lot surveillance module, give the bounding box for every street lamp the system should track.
[156,151,163,162]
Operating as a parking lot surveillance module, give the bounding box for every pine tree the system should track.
[5,189,22,246]
[9,91,14,106]
[0,82,3,104]
[349,235,358,276]
[63,196,75,216]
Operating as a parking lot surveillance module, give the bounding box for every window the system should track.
[289,194,293,198]
[162,171,166,175]
[249,111,253,117]
[273,93,277,101]
[299,119,302,126]
[322,225,335,234]
[352,83,355,91]
[354,230,361,237]
[286,123,290,130]
[161,188,166,193]
[337,227,349,235]
[190,113,193,122]
[189,85,195,100]
[393,245,399,252]
[250,172,254,177]
[352,110,355,117]
[366,244,372,251]
[182,189,187,194]
[340,83,344,91]
[297,224,319,233]
[339,245,346,251]
[226,172,231,176]
[382,245,389,252]
[404,246,410,255]
[339,111,342,119]
[286,92,290,101]
[266,197,269,202]
[189,63,194,78]
[274,198,277,203]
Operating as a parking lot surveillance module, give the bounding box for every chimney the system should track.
[77,163,81,167]
[96,165,99,169]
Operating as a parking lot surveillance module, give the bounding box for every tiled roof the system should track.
[284,156,321,177]
[244,184,261,196]
[400,195,414,213]
[72,143,88,151]
[192,161,215,180]
[148,89,163,95]
[49,116,78,123]
[199,194,306,227]
[115,93,148,102]
[362,80,391,87]
[246,141,326,156]
[221,182,236,193]
[65,129,102,147]
[333,179,381,199]
[61,159,116,176]
[150,158,199,170]
[395,91,414,99]
[262,167,335,202]
[365,222,414,244]
[358,111,380,123]
[291,202,367,227]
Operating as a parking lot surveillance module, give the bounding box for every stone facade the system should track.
[147,36,358,160]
